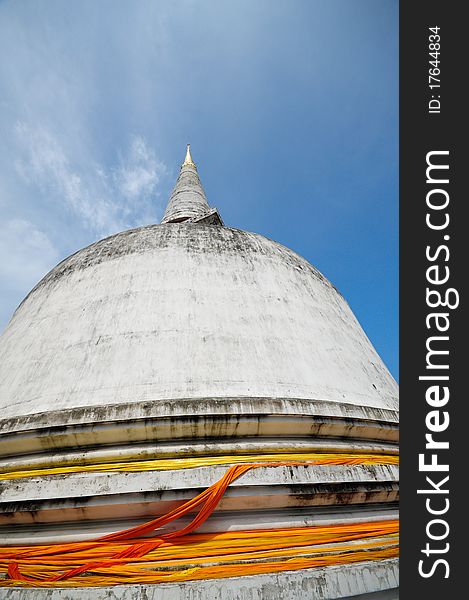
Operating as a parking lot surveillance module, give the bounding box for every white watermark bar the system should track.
[400,3,465,598]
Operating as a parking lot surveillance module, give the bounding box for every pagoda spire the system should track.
[161,145,211,224]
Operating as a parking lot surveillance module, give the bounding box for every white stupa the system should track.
[0,147,399,599]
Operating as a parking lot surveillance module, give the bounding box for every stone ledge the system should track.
[0,397,399,435]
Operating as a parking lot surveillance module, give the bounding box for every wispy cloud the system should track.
[116,135,166,204]
[0,219,59,290]
[15,124,166,237]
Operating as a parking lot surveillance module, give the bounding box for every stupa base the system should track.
[1,559,398,599]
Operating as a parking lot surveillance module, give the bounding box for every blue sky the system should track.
[0,0,398,379]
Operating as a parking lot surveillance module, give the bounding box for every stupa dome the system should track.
[0,221,397,422]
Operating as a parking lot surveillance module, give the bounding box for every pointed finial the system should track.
[182,144,196,168]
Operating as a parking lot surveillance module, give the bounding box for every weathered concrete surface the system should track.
[0,399,398,460]
[0,463,398,529]
[0,225,398,421]
[0,413,398,462]
[0,398,398,437]
[0,438,398,472]
[0,464,398,505]
[0,559,399,599]
[0,504,398,544]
